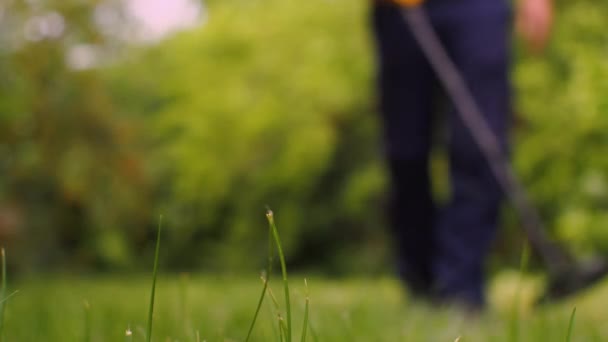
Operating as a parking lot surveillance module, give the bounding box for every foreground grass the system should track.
[3,273,608,341]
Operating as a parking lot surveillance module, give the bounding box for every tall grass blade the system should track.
[83,300,91,342]
[125,326,133,342]
[508,241,530,342]
[309,321,319,342]
[178,273,191,334]
[0,292,17,306]
[278,315,287,342]
[146,215,163,342]
[566,307,576,342]
[267,286,282,310]
[267,209,292,342]
[0,248,7,342]
[300,279,309,342]
[266,290,282,342]
[245,211,276,342]
[245,274,270,342]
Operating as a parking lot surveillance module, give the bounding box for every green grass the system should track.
[0,273,607,341]
[245,211,277,342]
[566,307,577,342]
[246,209,309,342]
[0,248,6,342]
[266,209,293,342]
[146,216,163,342]
[1,215,606,341]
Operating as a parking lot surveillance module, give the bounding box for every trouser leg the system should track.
[372,4,437,294]
[433,7,512,306]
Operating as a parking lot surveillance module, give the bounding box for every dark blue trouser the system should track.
[372,0,511,306]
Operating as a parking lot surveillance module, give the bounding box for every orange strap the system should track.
[392,0,424,7]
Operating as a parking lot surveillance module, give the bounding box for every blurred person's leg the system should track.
[432,3,512,307]
[371,3,437,296]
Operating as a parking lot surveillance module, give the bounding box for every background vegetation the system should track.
[0,0,607,276]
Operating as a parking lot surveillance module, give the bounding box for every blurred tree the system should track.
[0,0,149,271]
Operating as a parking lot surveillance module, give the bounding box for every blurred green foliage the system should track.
[514,1,608,258]
[0,0,148,271]
[108,0,386,272]
[0,0,607,273]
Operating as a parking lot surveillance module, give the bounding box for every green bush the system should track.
[513,1,608,258]
[109,0,388,272]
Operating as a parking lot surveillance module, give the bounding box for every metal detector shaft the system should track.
[401,7,573,275]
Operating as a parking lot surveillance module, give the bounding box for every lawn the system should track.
[3,272,608,341]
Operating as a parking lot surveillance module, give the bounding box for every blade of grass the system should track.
[83,300,91,342]
[267,284,286,340]
[266,288,282,342]
[245,274,271,342]
[178,273,191,334]
[0,291,17,306]
[300,279,309,342]
[278,314,287,342]
[245,211,276,342]
[266,209,292,342]
[566,307,576,342]
[1,249,5,296]
[146,215,163,342]
[125,326,133,342]
[0,248,7,342]
[508,240,530,342]
[308,320,319,342]
[267,286,281,310]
